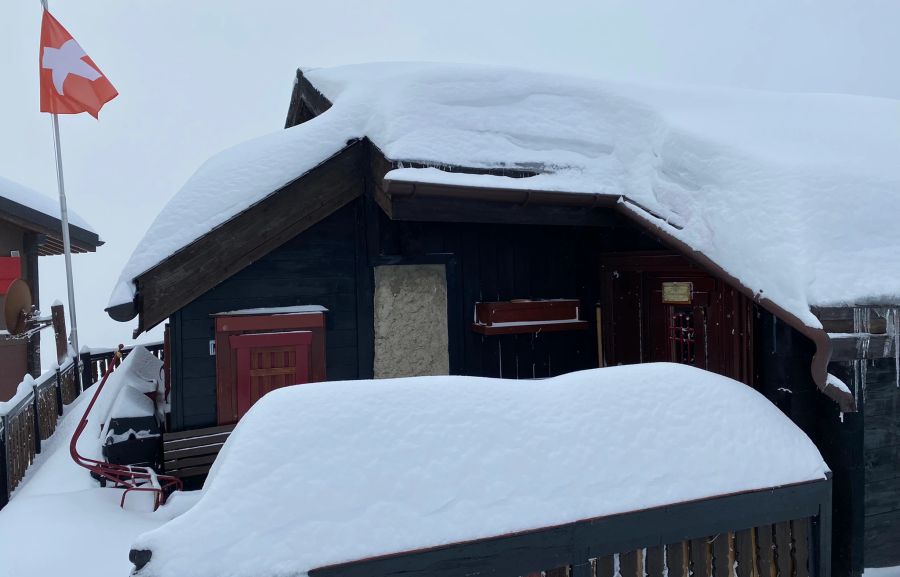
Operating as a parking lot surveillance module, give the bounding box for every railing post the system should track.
[816,473,833,577]
[80,351,92,392]
[0,419,8,510]
[55,368,64,416]
[32,384,42,455]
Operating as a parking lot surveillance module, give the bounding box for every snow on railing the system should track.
[0,359,78,509]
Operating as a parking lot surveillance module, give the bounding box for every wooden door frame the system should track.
[214,312,326,425]
[599,251,753,385]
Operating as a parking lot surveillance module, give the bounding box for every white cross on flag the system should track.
[39,10,118,118]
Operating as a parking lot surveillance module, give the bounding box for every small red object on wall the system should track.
[471,299,588,335]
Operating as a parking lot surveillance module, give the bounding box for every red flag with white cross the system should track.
[39,10,118,118]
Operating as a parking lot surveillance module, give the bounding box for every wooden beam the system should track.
[388,194,619,227]
[137,142,364,331]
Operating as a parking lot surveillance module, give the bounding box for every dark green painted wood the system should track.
[306,479,830,577]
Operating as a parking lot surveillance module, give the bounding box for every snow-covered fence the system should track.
[79,341,164,393]
[0,360,76,508]
[308,476,833,577]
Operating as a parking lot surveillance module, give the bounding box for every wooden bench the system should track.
[162,424,235,479]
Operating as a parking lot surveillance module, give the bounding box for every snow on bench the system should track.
[129,363,828,577]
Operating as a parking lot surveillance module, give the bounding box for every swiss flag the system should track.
[39,10,118,118]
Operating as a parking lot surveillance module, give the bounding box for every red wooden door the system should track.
[229,331,313,418]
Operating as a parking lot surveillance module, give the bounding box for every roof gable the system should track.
[111,142,363,331]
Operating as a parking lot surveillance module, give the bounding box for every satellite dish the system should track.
[0,278,33,335]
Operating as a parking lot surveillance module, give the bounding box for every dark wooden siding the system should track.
[756,310,865,577]
[376,210,664,380]
[170,201,363,431]
[861,358,900,567]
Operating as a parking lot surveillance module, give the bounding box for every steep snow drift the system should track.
[132,363,828,577]
[110,63,900,327]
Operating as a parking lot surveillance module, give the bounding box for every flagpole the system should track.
[41,0,82,382]
[49,113,81,371]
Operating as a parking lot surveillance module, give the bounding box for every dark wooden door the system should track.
[646,276,719,371]
[229,331,313,417]
[600,254,753,385]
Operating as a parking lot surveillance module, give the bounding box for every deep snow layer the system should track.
[0,174,96,234]
[109,63,900,327]
[0,349,185,577]
[133,364,828,577]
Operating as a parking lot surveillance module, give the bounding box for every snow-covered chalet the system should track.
[106,63,900,575]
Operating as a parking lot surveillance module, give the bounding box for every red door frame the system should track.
[213,312,326,425]
[229,331,313,418]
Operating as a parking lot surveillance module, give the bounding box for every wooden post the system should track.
[0,420,8,510]
[79,350,92,392]
[54,368,63,416]
[23,233,40,378]
[51,303,68,366]
[31,385,41,455]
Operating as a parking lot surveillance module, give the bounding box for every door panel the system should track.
[230,331,312,417]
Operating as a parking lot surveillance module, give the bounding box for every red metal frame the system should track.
[69,345,182,510]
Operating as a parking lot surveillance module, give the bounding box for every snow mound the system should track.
[109,63,900,327]
[0,174,96,234]
[132,363,828,577]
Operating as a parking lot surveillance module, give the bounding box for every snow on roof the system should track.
[212,304,328,316]
[0,175,96,234]
[132,364,827,577]
[110,63,900,325]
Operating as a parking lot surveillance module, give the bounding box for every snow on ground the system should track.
[0,174,96,234]
[0,350,191,577]
[133,363,828,577]
[110,63,900,329]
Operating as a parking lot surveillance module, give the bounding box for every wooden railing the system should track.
[309,476,832,577]
[0,360,78,508]
[79,341,164,390]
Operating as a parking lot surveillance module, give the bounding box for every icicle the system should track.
[886,307,900,388]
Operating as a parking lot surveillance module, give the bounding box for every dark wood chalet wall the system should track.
[756,309,864,577]
[374,208,665,380]
[859,358,900,568]
[169,202,364,431]
[815,306,900,569]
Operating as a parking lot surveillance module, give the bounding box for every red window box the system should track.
[471,300,588,335]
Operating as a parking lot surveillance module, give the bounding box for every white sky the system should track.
[0,0,898,367]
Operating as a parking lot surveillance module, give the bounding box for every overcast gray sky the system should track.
[1,0,898,365]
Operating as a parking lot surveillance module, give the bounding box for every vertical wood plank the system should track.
[735,529,754,577]
[646,546,664,577]
[666,542,687,577]
[691,538,711,577]
[713,533,732,577]
[620,550,639,577]
[596,555,615,577]
[792,519,810,577]
[757,525,776,577]
[775,522,792,577]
